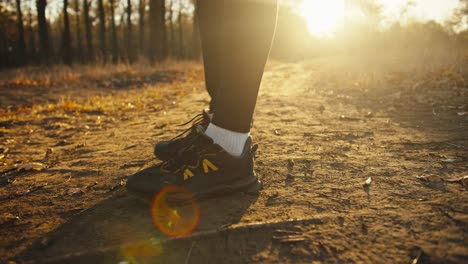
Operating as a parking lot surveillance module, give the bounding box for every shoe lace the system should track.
[161,129,212,172]
[168,113,205,141]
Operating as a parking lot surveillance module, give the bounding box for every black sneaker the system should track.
[127,126,262,202]
[154,109,211,161]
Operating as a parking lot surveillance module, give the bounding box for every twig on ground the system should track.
[184,241,196,264]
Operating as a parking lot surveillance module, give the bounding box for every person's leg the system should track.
[127,0,278,200]
[211,0,278,133]
[197,0,223,112]
[157,0,277,158]
[153,2,223,161]
[204,0,278,156]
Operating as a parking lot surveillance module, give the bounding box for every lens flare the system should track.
[120,239,163,263]
[151,185,200,237]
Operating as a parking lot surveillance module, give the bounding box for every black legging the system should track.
[198,0,278,133]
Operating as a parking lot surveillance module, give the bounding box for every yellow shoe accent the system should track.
[202,159,219,173]
[183,169,194,180]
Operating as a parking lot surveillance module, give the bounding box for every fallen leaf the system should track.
[16,162,45,171]
[67,188,84,196]
[416,175,442,182]
[363,177,372,186]
[441,158,455,163]
[273,235,307,243]
[461,176,468,186]
[447,175,468,186]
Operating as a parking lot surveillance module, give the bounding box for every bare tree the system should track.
[148,0,167,63]
[126,0,134,63]
[83,0,94,62]
[36,0,49,63]
[177,0,183,58]
[168,0,174,56]
[74,0,83,62]
[27,6,36,61]
[97,0,106,62]
[138,0,146,52]
[62,0,72,64]
[191,0,200,59]
[15,0,26,64]
[160,0,168,59]
[109,0,118,63]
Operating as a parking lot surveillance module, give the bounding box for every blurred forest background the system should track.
[0,0,467,68]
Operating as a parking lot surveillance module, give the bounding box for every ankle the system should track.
[205,123,250,157]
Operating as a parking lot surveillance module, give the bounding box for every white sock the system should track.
[204,123,250,157]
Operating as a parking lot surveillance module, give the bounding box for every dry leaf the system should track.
[460,176,468,186]
[16,162,45,171]
[441,158,455,163]
[363,177,372,186]
[416,175,442,182]
[446,175,468,186]
[67,188,84,196]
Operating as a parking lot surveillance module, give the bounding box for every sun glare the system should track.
[299,0,464,37]
[299,0,345,37]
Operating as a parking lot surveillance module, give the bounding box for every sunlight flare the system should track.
[299,0,345,37]
[298,0,465,36]
[151,186,201,238]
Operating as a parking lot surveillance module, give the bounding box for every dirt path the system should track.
[1,61,467,263]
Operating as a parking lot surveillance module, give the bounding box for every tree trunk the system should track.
[62,0,72,65]
[119,4,126,57]
[138,0,145,53]
[0,29,6,68]
[191,0,200,60]
[83,0,94,62]
[148,0,156,63]
[160,0,167,59]
[97,0,106,62]
[110,0,118,64]
[74,0,82,62]
[15,0,26,65]
[36,0,49,63]
[148,0,167,62]
[126,0,134,63]
[168,0,174,56]
[27,7,36,62]
[177,0,183,58]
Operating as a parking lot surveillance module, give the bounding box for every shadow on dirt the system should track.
[18,190,265,263]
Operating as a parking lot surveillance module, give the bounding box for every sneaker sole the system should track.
[128,173,262,204]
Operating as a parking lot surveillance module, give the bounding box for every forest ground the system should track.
[0,57,467,263]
